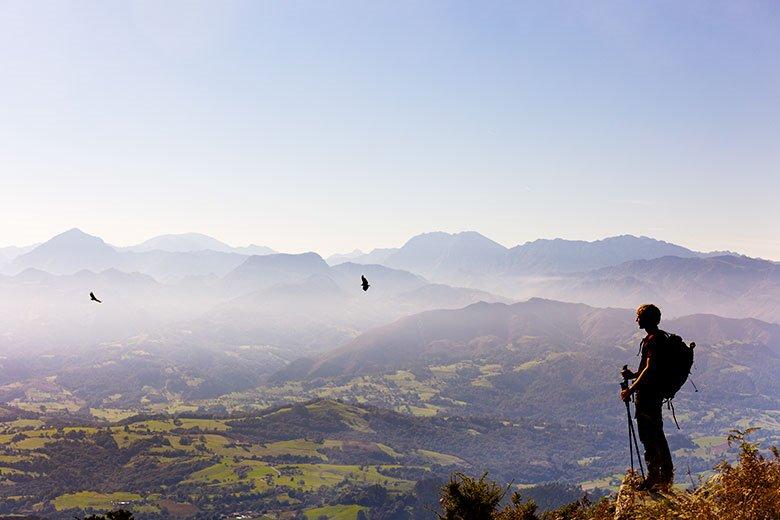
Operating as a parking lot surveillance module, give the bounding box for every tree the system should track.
[438,473,540,520]
[438,472,505,520]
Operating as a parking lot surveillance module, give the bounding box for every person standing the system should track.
[620,304,674,491]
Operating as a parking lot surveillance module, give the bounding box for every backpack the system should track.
[656,331,696,399]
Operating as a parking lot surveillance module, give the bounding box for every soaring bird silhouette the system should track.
[361,275,370,292]
[89,292,102,303]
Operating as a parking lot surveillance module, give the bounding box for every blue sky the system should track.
[1,1,778,258]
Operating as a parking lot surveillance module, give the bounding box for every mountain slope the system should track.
[221,252,331,295]
[0,244,38,265]
[279,299,633,380]
[273,299,780,426]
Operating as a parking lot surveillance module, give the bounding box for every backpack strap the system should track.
[665,398,681,430]
[638,332,656,355]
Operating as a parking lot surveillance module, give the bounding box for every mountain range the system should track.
[0,228,777,359]
[5,229,745,283]
[334,232,737,282]
[0,245,507,357]
[3,229,275,281]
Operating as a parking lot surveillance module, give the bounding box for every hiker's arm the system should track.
[628,353,653,394]
[619,353,653,400]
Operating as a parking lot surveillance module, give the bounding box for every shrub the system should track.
[439,429,779,520]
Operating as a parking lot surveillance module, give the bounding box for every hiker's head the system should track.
[636,304,661,330]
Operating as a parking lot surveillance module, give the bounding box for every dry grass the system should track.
[440,429,779,520]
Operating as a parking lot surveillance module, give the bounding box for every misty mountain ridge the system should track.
[326,249,365,265]
[222,251,331,295]
[192,261,507,355]
[524,254,780,323]
[272,298,780,428]
[338,231,748,286]
[0,247,508,356]
[2,228,777,354]
[123,232,275,256]
[6,229,275,281]
[9,229,253,282]
[0,243,38,264]
[4,228,754,283]
[332,233,778,321]
[504,234,708,274]
[297,297,780,379]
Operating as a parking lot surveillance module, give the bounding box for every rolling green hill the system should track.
[0,399,621,519]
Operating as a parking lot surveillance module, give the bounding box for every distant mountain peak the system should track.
[61,227,88,235]
[52,228,107,243]
[403,230,505,246]
[20,228,115,253]
[242,251,325,263]
[10,229,118,276]
[326,249,367,265]
[126,232,275,256]
[128,232,232,253]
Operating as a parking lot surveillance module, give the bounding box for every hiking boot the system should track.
[635,477,658,492]
[657,468,674,492]
[637,464,662,492]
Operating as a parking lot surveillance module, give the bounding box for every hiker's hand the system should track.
[620,388,632,401]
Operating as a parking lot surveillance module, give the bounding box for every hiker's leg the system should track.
[658,430,674,486]
[635,394,663,483]
[646,399,672,488]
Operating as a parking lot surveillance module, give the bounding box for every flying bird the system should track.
[361,275,370,292]
[89,292,102,303]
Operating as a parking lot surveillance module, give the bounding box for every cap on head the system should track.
[636,303,661,327]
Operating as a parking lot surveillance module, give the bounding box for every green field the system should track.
[53,491,143,511]
[304,504,367,519]
[416,449,463,466]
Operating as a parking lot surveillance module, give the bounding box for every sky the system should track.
[0,1,778,259]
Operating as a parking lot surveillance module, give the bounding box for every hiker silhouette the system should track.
[619,304,673,491]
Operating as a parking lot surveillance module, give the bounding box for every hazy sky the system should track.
[1,1,778,259]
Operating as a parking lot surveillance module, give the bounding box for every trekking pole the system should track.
[620,375,634,472]
[628,404,645,478]
[621,365,645,478]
